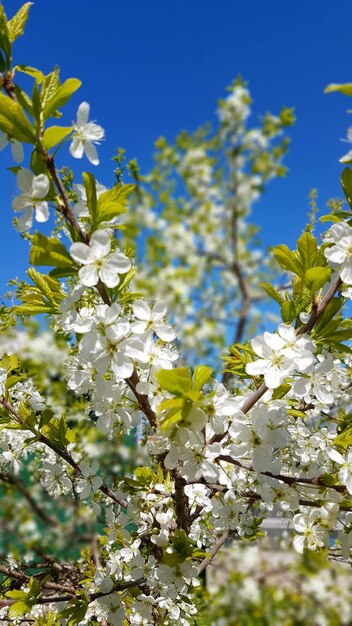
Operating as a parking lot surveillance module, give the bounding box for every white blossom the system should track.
[70,230,131,288]
[12,169,50,231]
[70,101,104,165]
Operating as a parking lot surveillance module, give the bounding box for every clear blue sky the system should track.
[1,0,352,292]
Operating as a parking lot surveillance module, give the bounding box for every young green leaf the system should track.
[260,282,284,305]
[341,168,352,210]
[0,93,35,142]
[297,231,318,271]
[30,232,74,268]
[154,368,192,396]
[43,125,72,149]
[7,2,32,43]
[82,171,97,220]
[43,77,81,120]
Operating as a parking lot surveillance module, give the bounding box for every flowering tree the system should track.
[1,3,352,625]
[122,80,294,370]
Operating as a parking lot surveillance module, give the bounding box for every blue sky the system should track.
[1,0,352,293]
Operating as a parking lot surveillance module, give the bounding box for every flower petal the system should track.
[32,174,50,199]
[70,242,92,265]
[84,140,99,166]
[70,136,84,159]
[34,202,49,223]
[78,265,99,287]
[77,101,90,126]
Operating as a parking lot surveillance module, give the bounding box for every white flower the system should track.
[292,510,329,553]
[70,230,131,288]
[324,222,352,284]
[70,102,104,165]
[76,460,102,499]
[0,131,24,163]
[245,324,315,389]
[327,447,352,494]
[12,169,50,231]
[42,461,72,497]
[132,299,176,341]
[245,331,292,389]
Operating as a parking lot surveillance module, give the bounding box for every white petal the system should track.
[0,132,8,150]
[83,122,104,142]
[104,252,131,274]
[78,265,99,287]
[251,335,271,358]
[341,258,352,285]
[12,194,31,212]
[152,300,167,320]
[111,354,133,379]
[11,140,24,163]
[17,168,33,193]
[84,141,99,166]
[245,359,269,376]
[16,208,33,232]
[133,299,151,321]
[70,136,84,159]
[327,447,344,465]
[77,101,90,126]
[293,535,305,554]
[324,244,347,265]
[31,174,50,199]
[70,242,92,264]
[99,265,120,288]
[264,365,285,389]
[153,323,177,341]
[34,202,49,223]
[90,230,111,258]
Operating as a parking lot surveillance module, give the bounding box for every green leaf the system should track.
[274,244,303,277]
[313,298,341,335]
[341,168,352,210]
[325,83,352,96]
[297,231,317,271]
[43,77,81,119]
[30,232,74,268]
[304,266,331,293]
[281,300,296,323]
[8,601,31,619]
[260,282,284,305]
[82,172,97,220]
[193,365,212,391]
[40,67,60,110]
[319,213,343,223]
[43,125,72,149]
[334,427,352,451]
[0,93,35,142]
[0,4,11,66]
[95,184,133,225]
[14,64,45,82]
[272,383,291,399]
[7,2,32,43]
[0,353,20,372]
[155,368,192,396]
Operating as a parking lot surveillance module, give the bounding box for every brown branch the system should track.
[198,531,232,574]
[217,454,346,492]
[172,468,191,533]
[125,369,157,429]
